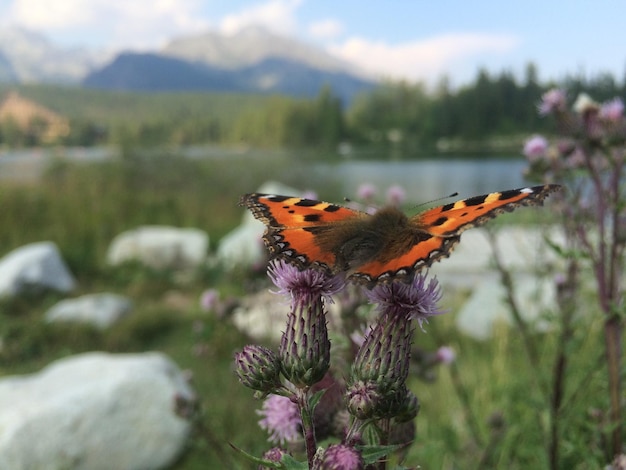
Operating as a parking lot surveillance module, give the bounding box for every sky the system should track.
[1,0,625,88]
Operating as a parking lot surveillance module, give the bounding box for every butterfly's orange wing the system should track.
[240,193,364,271]
[350,184,561,285]
[417,184,561,236]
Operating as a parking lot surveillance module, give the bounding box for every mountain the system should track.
[0,25,107,83]
[83,53,241,92]
[161,25,361,75]
[0,24,376,100]
[83,53,375,102]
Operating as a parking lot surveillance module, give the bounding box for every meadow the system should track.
[0,148,616,469]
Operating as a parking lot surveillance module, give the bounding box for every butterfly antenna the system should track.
[345,196,380,213]
[411,192,459,210]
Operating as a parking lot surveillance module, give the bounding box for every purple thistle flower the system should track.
[599,97,624,122]
[257,394,302,444]
[356,183,378,201]
[319,443,364,470]
[436,346,456,364]
[260,447,289,465]
[267,259,345,305]
[199,288,220,312]
[538,88,567,115]
[364,273,443,330]
[523,135,549,162]
[386,184,406,206]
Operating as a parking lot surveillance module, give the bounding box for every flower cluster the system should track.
[234,259,444,468]
[523,88,625,460]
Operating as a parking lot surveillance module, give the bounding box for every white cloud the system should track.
[308,18,344,40]
[329,32,521,84]
[4,0,210,48]
[219,0,302,36]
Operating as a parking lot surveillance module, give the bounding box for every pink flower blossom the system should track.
[356,183,378,201]
[257,394,302,444]
[386,185,406,206]
[599,97,624,122]
[365,273,443,330]
[199,289,220,312]
[523,135,549,161]
[538,89,566,115]
[321,444,364,469]
[436,346,456,364]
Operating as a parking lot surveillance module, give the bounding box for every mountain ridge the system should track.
[0,24,375,101]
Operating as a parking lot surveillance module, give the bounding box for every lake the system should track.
[314,158,530,201]
[0,146,531,200]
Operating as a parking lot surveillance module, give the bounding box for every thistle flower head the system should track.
[538,88,567,115]
[386,184,406,206]
[523,134,549,162]
[365,273,443,329]
[268,260,342,388]
[436,346,456,364]
[260,447,289,466]
[268,259,345,304]
[319,443,364,470]
[356,183,378,201]
[599,97,624,122]
[257,394,302,445]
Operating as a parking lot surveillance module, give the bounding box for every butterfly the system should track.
[240,184,561,287]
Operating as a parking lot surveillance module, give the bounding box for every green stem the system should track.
[296,388,317,466]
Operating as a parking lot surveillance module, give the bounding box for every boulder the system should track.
[232,288,341,342]
[455,274,556,340]
[0,241,76,298]
[44,293,132,329]
[107,226,208,270]
[0,352,196,470]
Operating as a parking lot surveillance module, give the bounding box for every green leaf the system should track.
[228,442,283,468]
[280,454,309,470]
[308,388,326,412]
[228,443,308,469]
[358,443,402,464]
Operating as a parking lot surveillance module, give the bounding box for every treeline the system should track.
[2,63,625,155]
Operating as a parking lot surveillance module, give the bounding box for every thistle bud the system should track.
[234,345,282,393]
[268,260,344,388]
[280,299,331,388]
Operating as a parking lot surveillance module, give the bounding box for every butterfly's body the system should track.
[241,184,561,287]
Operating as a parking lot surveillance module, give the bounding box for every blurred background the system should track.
[0,1,623,469]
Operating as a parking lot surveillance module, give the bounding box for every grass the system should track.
[0,151,612,469]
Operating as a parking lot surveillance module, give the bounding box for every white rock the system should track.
[428,226,564,339]
[0,241,76,298]
[45,293,132,329]
[107,226,208,270]
[232,288,342,342]
[0,352,195,470]
[217,181,306,270]
[455,274,556,340]
[429,227,564,288]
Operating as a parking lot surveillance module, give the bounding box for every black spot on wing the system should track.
[295,199,320,207]
[324,204,341,212]
[498,189,523,201]
[463,194,488,206]
[267,195,290,202]
[304,214,321,222]
[431,217,448,226]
